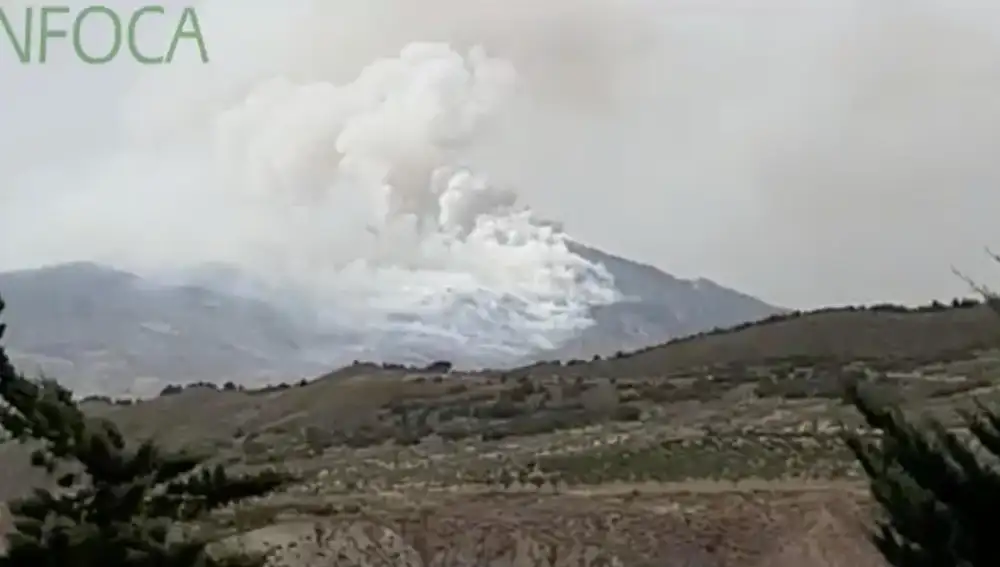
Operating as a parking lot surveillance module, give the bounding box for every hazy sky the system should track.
[3,0,1000,310]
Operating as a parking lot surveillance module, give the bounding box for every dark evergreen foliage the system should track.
[844,279,1000,567]
[0,297,293,567]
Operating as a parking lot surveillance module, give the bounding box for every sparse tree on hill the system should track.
[844,263,1000,567]
[0,297,292,567]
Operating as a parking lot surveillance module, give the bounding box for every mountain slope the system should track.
[0,250,780,395]
[550,242,783,360]
[0,262,329,396]
[517,300,1000,379]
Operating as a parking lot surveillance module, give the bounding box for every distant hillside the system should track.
[0,262,329,396]
[0,250,782,395]
[547,242,783,360]
[518,299,1000,379]
[153,244,783,366]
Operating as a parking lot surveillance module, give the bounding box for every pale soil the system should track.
[212,487,883,567]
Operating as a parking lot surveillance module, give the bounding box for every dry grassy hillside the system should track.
[7,300,1000,566]
[522,301,1000,376]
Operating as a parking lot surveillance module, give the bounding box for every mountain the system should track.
[0,250,781,396]
[0,262,330,397]
[554,242,783,360]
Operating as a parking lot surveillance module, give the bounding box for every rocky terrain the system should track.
[0,252,780,396]
[5,298,999,566]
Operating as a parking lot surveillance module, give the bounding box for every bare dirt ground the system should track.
[7,302,1000,566]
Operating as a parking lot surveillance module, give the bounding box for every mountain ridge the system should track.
[552,242,783,360]
[0,246,782,396]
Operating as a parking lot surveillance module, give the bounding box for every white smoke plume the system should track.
[4,0,1000,343]
[2,0,649,364]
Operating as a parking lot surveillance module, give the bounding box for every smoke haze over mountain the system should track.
[3,0,1000,319]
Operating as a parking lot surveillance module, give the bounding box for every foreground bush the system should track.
[845,384,1000,567]
[845,274,1000,567]
[0,297,292,567]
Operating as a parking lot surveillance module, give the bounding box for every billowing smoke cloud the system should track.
[1,0,641,364]
[3,0,1000,337]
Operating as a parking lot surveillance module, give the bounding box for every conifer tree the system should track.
[0,297,292,567]
[845,287,1000,567]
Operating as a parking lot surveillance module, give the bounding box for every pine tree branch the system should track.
[0,296,282,567]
